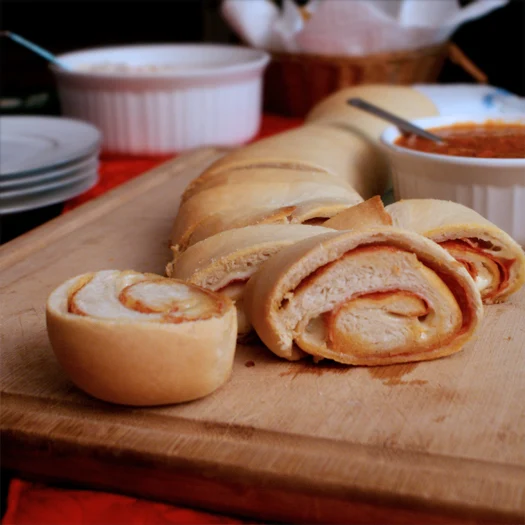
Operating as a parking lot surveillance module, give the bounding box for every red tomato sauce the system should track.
[395,121,525,159]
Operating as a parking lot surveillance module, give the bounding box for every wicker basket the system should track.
[263,42,486,118]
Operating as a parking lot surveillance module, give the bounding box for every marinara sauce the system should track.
[395,121,525,159]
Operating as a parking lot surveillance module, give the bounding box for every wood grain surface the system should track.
[1,149,524,524]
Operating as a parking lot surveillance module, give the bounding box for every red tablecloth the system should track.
[2,114,302,525]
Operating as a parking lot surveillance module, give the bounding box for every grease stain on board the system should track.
[368,363,427,386]
[279,359,348,378]
[279,360,430,384]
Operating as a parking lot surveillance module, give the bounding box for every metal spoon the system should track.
[347,97,444,143]
[1,31,71,70]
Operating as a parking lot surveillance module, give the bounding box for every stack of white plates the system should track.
[0,116,101,215]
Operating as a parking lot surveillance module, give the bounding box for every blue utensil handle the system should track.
[1,31,70,70]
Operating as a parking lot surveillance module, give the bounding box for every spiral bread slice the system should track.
[386,200,525,304]
[170,175,362,255]
[46,270,237,406]
[167,224,333,336]
[244,228,483,366]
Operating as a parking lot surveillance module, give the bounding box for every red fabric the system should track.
[2,479,248,525]
[3,114,301,525]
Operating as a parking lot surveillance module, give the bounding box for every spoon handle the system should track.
[347,97,443,143]
[1,31,70,70]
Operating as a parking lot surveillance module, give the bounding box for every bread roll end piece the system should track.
[306,85,438,142]
[46,270,237,406]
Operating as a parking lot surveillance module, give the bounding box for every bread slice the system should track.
[168,224,333,335]
[170,179,362,253]
[244,228,483,365]
[386,199,525,303]
[181,166,354,204]
[199,123,386,198]
[46,270,237,406]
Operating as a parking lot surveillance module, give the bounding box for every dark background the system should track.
[1,0,525,109]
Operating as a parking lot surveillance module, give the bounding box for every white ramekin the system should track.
[51,44,270,155]
[381,114,525,246]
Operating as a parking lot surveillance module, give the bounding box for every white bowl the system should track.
[51,44,270,155]
[380,114,525,245]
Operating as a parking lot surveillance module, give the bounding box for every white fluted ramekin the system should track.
[381,114,525,246]
[51,44,270,155]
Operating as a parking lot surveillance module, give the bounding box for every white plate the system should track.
[0,116,101,176]
[0,155,99,189]
[0,162,99,199]
[414,84,525,116]
[0,146,100,182]
[0,170,99,215]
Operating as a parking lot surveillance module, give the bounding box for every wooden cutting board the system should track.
[1,149,524,525]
